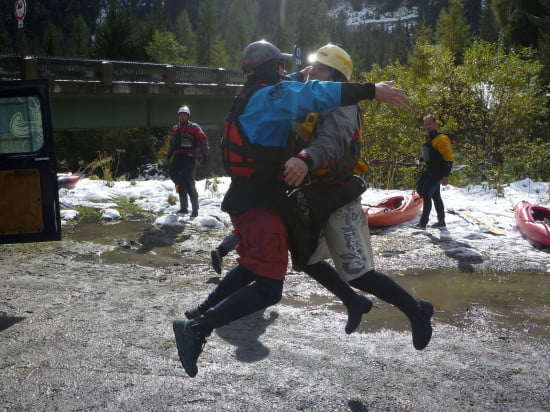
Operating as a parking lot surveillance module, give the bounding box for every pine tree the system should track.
[491,0,549,48]
[43,24,63,57]
[271,8,295,56]
[0,26,13,54]
[93,1,146,61]
[224,0,257,67]
[196,0,221,65]
[211,35,229,67]
[145,31,187,65]
[435,0,472,64]
[64,14,90,58]
[478,0,500,43]
[175,10,197,65]
[292,0,329,56]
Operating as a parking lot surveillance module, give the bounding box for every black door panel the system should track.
[0,80,60,243]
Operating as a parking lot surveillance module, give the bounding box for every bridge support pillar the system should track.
[22,57,37,80]
[165,65,175,88]
[216,68,227,87]
[101,62,113,86]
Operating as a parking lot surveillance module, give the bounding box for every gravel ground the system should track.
[1,223,549,412]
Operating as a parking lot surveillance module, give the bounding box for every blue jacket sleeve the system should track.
[239,80,342,147]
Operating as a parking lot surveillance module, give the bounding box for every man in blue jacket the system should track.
[172,40,411,378]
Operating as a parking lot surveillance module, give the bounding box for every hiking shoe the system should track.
[211,248,223,274]
[414,223,427,229]
[431,221,446,228]
[345,295,373,335]
[177,209,188,214]
[410,299,434,350]
[172,319,206,377]
[184,307,202,320]
[190,211,198,218]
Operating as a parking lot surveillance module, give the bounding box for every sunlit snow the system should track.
[58,173,550,272]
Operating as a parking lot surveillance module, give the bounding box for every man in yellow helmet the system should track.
[284,43,435,352]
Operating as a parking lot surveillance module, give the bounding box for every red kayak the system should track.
[57,173,80,190]
[363,192,423,227]
[514,201,550,247]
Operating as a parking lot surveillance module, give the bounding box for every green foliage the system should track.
[196,0,221,65]
[210,36,229,67]
[3,0,548,188]
[93,1,147,60]
[293,0,329,56]
[81,151,124,185]
[224,0,257,67]
[490,0,549,48]
[145,31,187,65]
[435,0,472,64]
[42,24,63,57]
[0,27,12,54]
[478,2,500,43]
[167,194,177,206]
[111,197,144,215]
[64,14,90,58]
[55,128,161,178]
[74,206,101,223]
[359,38,547,189]
[175,10,197,64]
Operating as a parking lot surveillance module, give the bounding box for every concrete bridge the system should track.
[0,55,245,131]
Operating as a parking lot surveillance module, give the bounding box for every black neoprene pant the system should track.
[349,269,418,319]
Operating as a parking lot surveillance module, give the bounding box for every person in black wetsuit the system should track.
[415,114,454,229]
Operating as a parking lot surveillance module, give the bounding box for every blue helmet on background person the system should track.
[240,40,292,84]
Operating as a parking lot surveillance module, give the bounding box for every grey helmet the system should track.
[240,40,292,74]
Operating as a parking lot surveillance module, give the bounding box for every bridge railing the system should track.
[0,55,245,87]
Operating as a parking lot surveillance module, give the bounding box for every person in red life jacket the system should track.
[165,105,209,217]
[172,40,411,378]
[284,44,434,350]
[414,114,454,229]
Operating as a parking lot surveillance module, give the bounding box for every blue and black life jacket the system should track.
[222,83,291,180]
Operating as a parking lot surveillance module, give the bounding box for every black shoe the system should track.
[184,307,202,320]
[190,211,198,218]
[177,209,188,214]
[414,222,427,229]
[211,248,223,274]
[410,299,434,350]
[172,319,206,377]
[345,294,373,335]
[431,221,446,228]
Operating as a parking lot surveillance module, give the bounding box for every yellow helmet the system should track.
[309,44,353,81]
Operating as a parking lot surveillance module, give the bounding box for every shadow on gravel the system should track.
[138,225,185,252]
[422,228,483,272]
[0,314,25,332]
[216,310,279,362]
[348,399,369,411]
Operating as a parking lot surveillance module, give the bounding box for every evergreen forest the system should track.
[1,0,549,187]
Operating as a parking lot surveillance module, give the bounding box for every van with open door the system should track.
[0,79,60,244]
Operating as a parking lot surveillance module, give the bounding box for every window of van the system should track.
[0,96,44,154]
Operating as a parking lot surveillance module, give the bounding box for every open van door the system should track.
[0,80,61,244]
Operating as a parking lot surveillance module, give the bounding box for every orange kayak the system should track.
[514,201,550,247]
[363,193,423,227]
